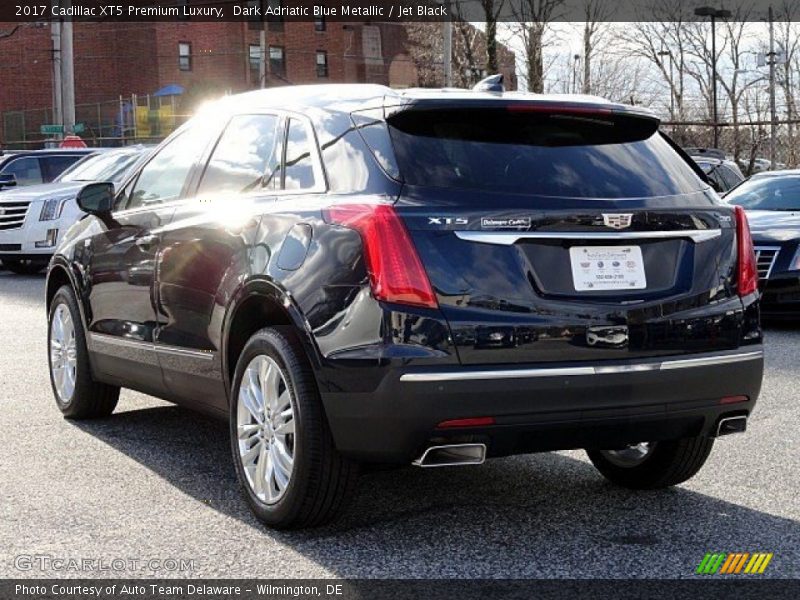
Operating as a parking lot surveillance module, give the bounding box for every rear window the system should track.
[386,108,705,199]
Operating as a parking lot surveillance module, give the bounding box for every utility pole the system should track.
[259,27,267,88]
[60,0,75,135]
[51,13,63,132]
[259,0,268,89]
[768,5,777,169]
[443,0,452,87]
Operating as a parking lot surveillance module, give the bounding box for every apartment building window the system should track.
[268,0,284,32]
[316,51,329,78]
[270,46,286,78]
[178,42,192,71]
[314,17,326,32]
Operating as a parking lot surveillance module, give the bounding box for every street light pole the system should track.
[695,6,732,149]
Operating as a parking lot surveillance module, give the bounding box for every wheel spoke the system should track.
[274,417,294,436]
[275,390,291,412]
[237,423,261,440]
[263,451,276,502]
[241,439,263,467]
[239,385,263,425]
[247,367,264,413]
[253,444,268,497]
[269,444,290,490]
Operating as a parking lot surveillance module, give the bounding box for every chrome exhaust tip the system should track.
[716,415,748,437]
[412,443,487,468]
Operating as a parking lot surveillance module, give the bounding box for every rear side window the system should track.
[198,114,280,195]
[719,166,742,190]
[387,108,706,199]
[282,119,316,191]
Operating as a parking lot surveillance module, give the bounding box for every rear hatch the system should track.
[369,101,743,365]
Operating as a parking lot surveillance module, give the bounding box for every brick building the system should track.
[0,19,516,146]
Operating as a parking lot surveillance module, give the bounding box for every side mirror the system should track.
[0,173,17,189]
[77,182,115,215]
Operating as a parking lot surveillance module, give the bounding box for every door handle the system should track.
[135,234,157,248]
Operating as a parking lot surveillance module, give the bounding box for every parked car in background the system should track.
[685,148,745,192]
[0,149,95,191]
[0,146,149,274]
[45,85,762,529]
[725,170,800,318]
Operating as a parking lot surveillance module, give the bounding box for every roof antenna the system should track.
[473,74,504,93]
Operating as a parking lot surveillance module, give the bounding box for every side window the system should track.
[283,119,316,191]
[41,155,83,182]
[2,157,43,186]
[124,126,212,210]
[198,114,280,196]
[719,166,741,190]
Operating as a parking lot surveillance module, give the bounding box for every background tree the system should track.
[481,0,506,74]
[509,0,566,92]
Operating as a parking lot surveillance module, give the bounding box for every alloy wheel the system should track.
[50,303,77,403]
[236,355,296,504]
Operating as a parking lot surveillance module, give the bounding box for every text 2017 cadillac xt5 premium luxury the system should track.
[45,85,763,529]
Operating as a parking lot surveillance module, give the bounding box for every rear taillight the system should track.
[324,204,438,309]
[735,206,758,297]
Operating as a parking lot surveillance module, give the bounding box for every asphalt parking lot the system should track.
[1,270,798,579]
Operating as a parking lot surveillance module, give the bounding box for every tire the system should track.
[48,285,119,419]
[586,437,715,490]
[4,259,46,275]
[230,326,359,529]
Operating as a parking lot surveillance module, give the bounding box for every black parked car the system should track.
[0,149,95,190]
[685,148,745,192]
[45,85,763,529]
[725,170,800,317]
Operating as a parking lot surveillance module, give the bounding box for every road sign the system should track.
[40,124,64,135]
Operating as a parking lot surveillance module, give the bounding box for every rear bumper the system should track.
[320,347,764,463]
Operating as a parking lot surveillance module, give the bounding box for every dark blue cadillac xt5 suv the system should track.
[45,85,763,529]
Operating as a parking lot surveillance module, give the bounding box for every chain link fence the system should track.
[662,120,800,176]
[1,95,191,149]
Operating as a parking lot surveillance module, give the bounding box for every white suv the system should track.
[0,146,148,274]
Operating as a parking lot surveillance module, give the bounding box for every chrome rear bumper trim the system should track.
[455,229,722,245]
[399,350,763,382]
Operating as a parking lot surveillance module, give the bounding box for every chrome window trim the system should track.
[399,350,763,382]
[88,333,214,361]
[454,229,722,245]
